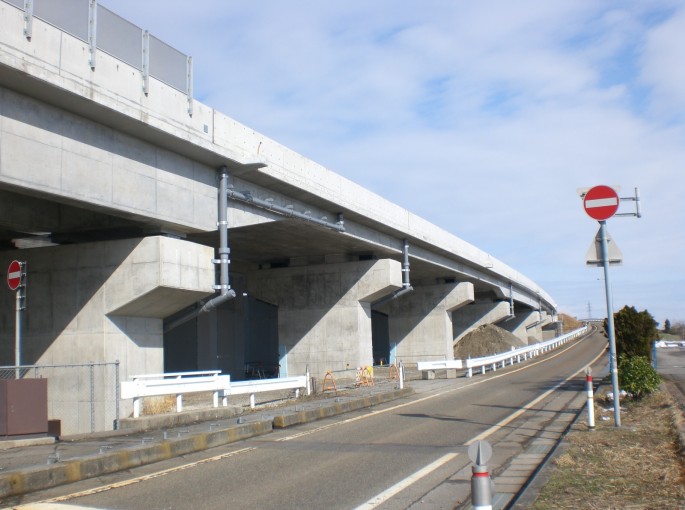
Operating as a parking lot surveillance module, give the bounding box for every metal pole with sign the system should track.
[580,185,641,428]
[7,260,26,379]
[598,220,621,426]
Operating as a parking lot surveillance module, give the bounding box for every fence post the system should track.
[306,365,311,396]
[115,360,120,430]
[89,361,95,433]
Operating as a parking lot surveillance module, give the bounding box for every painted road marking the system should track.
[26,447,256,505]
[31,334,599,505]
[465,345,607,446]
[353,453,459,510]
[277,335,591,442]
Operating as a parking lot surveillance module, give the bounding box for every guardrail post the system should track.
[399,362,404,390]
[176,393,183,413]
[306,366,311,396]
[133,397,141,418]
[250,394,256,409]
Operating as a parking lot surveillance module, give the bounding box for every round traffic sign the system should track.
[583,185,619,221]
[7,260,21,291]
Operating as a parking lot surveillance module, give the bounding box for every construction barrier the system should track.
[322,370,337,394]
[355,366,374,387]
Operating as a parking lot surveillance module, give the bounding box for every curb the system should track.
[660,378,685,456]
[0,387,413,499]
[0,437,55,452]
[0,421,272,500]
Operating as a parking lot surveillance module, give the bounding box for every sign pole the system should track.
[15,286,22,379]
[9,261,26,379]
[599,221,621,427]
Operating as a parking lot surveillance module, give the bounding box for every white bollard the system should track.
[586,367,595,429]
[469,440,493,510]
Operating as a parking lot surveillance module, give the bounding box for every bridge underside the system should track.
[0,9,557,434]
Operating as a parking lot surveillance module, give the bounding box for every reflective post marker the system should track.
[586,367,595,429]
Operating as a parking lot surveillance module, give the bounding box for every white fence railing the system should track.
[464,326,587,377]
[416,359,463,371]
[223,375,310,409]
[416,326,589,378]
[121,371,231,418]
[121,370,310,418]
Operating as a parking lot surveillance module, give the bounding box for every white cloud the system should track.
[105,0,685,322]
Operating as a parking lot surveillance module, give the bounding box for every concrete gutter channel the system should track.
[0,385,413,500]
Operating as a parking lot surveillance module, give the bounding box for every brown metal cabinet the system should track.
[0,379,48,436]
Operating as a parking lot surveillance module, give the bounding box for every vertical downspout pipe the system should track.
[401,239,410,289]
[371,239,413,309]
[200,165,236,312]
[163,166,235,332]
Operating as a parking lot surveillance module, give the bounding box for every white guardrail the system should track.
[417,326,589,378]
[222,375,310,409]
[121,370,309,418]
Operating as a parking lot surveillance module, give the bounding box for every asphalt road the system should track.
[8,331,607,510]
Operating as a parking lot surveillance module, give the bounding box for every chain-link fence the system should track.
[0,362,120,436]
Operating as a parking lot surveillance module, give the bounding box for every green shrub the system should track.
[606,306,658,359]
[618,355,661,399]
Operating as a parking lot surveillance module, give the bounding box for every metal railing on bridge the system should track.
[2,0,194,113]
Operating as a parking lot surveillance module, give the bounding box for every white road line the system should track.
[11,504,100,509]
[465,346,607,446]
[25,447,256,505]
[278,335,590,442]
[353,453,459,510]
[31,335,598,506]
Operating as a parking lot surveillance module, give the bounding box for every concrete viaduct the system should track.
[0,1,557,431]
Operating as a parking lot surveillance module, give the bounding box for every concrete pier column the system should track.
[452,300,511,345]
[247,259,401,378]
[0,236,215,433]
[499,310,542,344]
[380,282,474,363]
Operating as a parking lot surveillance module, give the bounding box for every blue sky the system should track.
[106,1,685,325]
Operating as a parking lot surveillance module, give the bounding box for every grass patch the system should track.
[532,389,685,509]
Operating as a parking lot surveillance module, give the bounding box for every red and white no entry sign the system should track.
[583,185,619,221]
[6,260,21,291]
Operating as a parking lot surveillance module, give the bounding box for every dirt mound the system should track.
[454,323,526,359]
[559,312,583,333]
